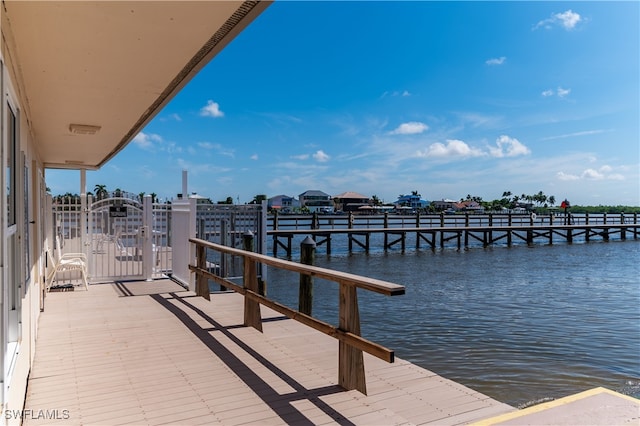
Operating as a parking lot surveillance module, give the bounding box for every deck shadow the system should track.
[112,279,189,297]
[151,292,357,426]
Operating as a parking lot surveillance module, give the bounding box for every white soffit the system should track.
[3,1,271,169]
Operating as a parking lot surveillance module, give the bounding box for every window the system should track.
[6,103,16,225]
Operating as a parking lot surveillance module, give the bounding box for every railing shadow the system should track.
[151,291,357,426]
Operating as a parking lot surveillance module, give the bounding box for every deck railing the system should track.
[269,211,638,230]
[188,236,405,395]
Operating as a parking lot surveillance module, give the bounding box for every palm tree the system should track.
[150,193,157,203]
[252,194,267,204]
[94,184,107,200]
[371,195,381,206]
[138,192,146,202]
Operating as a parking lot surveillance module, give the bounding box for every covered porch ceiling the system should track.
[3,0,271,170]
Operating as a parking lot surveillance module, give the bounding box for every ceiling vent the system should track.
[69,124,101,135]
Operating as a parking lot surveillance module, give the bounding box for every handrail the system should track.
[268,223,640,235]
[189,237,405,296]
[188,236,405,395]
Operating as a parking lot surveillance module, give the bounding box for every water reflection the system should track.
[266,241,640,406]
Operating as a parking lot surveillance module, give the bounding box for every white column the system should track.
[80,169,88,259]
[142,195,154,280]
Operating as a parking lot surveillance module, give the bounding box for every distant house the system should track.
[299,190,333,213]
[333,191,370,212]
[457,201,484,214]
[431,199,458,211]
[394,194,429,210]
[268,194,299,213]
[432,199,484,213]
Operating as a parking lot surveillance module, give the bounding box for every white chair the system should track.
[46,237,89,291]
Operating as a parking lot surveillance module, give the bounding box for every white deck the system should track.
[24,280,514,425]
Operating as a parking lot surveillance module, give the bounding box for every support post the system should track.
[299,236,316,315]
[383,213,389,250]
[195,244,210,301]
[339,283,366,394]
[142,195,154,280]
[243,231,262,331]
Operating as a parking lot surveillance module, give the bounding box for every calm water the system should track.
[264,240,640,407]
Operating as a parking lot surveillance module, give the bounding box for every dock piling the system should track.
[299,236,316,316]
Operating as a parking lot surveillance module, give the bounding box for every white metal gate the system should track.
[88,196,146,282]
[51,192,172,285]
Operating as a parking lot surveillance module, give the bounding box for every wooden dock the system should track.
[25,279,515,425]
[270,217,640,256]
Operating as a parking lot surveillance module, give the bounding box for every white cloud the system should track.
[607,174,625,181]
[390,121,429,135]
[557,171,580,181]
[133,132,162,150]
[584,165,625,181]
[541,87,571,98]
[486,56,506,66]
[196,141,234,157]
[313,150,330,162]
[555,10,582,30]
[488,135,531,158]
[250,154,258,161]
[457,112,503,129]
[557,165,626,182]
[540,129,608,141]
[582,168,604,180]
[381,90,412,98]
[200,100,224,118]
[291,154,310,160]
[175,158,231,174]
[415,139,483,159]
[198,142,215,150]
[534,9,582,31]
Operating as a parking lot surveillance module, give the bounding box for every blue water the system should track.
[264,240,640,407]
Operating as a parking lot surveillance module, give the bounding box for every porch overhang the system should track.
[2,0,271,170]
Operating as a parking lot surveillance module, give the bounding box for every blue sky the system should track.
[48,1,639,206]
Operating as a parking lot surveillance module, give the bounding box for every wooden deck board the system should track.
[24,279,514,425]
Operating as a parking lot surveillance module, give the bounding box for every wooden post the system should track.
[243,231,262,332]
[312,211,319,229]
[488,213,493,245]
[384,213,389,250]
[195,244,211,301]
[339,283,366,394]
[299,236,316,316]
[273,209,278,230]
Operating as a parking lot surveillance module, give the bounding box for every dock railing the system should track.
[269,211,638,230]
[188,236,405,395]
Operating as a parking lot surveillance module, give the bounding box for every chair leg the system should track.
[46,266,60,292]
[81,268,89,291]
